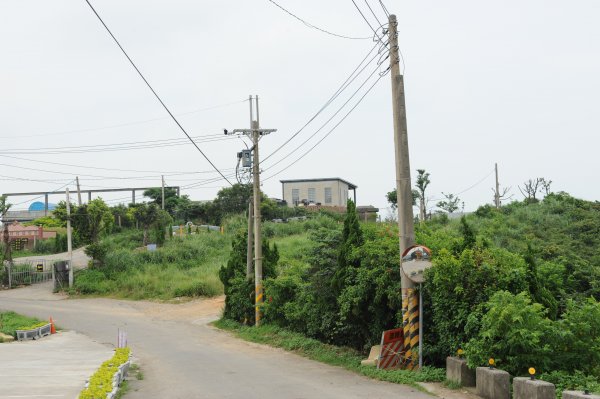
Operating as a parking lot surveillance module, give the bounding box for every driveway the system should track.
[0,285,435,399]
[13,247,90,270]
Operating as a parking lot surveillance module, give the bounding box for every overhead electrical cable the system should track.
[83,0,233,185]
[0,99,247,139]
[263,62,383,171]
[9,180,75,207]
[266,0,371,40]
[0,155,227,175]
[263,73,385,181]
[364,0,383,27]
[263,41,381,162]
[378,0,390,17]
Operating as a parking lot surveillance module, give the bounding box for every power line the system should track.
[263,41,381,162]
[267,0,371,40]
[0,154,229,175]
[378,0,390,18]
[350,0,379,36]
[263,61,383,171]
[0,134,237,156]
[0,99,247,140]
[364,0,383,27]
[8,180,75,207]
[263,72,385,181]
[83,0,233,185]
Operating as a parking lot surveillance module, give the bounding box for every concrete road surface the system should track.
[0,331,113,399]
[14,247,90,270]
[0,286,435,399]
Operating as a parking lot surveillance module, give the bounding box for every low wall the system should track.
[446,357,475,387]
[476,367,510,399]
[513,377,555,399]
[563,392,600,399]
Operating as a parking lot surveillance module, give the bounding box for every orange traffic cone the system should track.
[50,317,56,334]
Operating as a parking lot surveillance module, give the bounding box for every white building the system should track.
[280,178,357,207]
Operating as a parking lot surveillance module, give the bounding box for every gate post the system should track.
[7,262,12,289]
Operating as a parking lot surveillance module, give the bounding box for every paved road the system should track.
[14,247,90,270]
[0,285,434,399]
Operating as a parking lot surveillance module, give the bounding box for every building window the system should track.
[308,188,316,203]
[292,189,300,205]
[324,187,332,204]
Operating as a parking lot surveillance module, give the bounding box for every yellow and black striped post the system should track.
[255,283,263,325]
[407,288,420,370]
[402,290,411,367]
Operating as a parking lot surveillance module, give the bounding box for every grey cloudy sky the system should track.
[1,0,599,215]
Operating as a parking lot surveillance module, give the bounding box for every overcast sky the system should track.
[1,0,599,216]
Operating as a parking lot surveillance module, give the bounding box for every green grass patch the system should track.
[72,231,231,300]
[213,318,444,388]
[0,311,45,337]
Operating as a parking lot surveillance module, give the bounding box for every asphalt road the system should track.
[0,284,435,399]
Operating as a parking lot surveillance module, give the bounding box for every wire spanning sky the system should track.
[1,0,599,214]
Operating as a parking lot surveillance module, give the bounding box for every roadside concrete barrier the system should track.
[476,367,510,399]
[446,356,475,387]
[563,391,600,399]
[513,377,555,399]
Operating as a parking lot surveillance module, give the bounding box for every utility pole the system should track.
[388,14,418,368]
[228,95,276,326]
[66,188,73,288]
[494,163,500,208]
[246,199,254,280]
[75,176,82,206]
[161,175,165,210]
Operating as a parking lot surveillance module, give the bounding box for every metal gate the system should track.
[4,259,54,289]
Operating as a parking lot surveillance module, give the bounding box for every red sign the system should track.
[377,328,404,369]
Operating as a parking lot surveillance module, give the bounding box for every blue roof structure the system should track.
[29,201,56,212]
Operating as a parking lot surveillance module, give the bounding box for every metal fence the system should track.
[4,259,54,289]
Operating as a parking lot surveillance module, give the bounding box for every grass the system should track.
[0,311,45,338]
[213,318,445,389]
[72,231,231,300]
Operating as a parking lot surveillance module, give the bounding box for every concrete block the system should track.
[446,356,476,387]
[476,367,510,399]
[563,391,600,399]
[513,377,555,399]
[360,345,381,367]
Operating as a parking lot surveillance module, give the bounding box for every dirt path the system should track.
[0,286,440,399]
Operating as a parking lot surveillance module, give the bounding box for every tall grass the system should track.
[73,230,230,300]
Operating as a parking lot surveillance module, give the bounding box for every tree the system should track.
[519,177,552,203]
[333,200,364,295]
[414,169,431,222]
[437,192,461,213]
[0,195,12,263]
[386,188,418,211]
[143,187,182,216]
[134,203,159,246]
[55,198,113,244]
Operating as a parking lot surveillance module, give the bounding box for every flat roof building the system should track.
[280,178,357,208]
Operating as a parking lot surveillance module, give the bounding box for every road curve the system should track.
[0,285,434,399]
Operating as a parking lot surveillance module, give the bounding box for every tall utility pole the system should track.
[75,177,82,206]
[66,188,73,288]
[161,175,165,210]
[229,95,276,326]
[388,14,418,368]
[494,163,500,208]
[246,200,254,279]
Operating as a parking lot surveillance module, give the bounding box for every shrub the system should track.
[464,291,557,375]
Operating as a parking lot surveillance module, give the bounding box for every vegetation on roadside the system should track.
[72,228,231,299]
[78,347,131,399]
[0,311,45,338]
[213,318,445,388]
[220,191,600,393]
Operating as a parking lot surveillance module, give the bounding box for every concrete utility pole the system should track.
[494,163,500,209]
[388,14,418,368]
[75,176,82,206]
[229,95,276,326]
[66,188,73,288]
[161,175,165,210]
[246,199,254,280]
